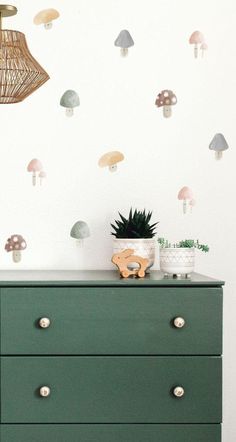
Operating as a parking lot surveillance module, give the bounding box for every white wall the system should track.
[0,0,235,439]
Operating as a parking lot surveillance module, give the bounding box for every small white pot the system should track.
[160,247,195,277]
[113,238,155,271]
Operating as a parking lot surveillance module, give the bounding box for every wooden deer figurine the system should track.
[111,248,149,278]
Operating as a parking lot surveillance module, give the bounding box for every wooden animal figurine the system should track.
[111,248,149,278]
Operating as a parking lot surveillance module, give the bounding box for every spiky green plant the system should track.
[111,209,158,239]
[158,237,209,252]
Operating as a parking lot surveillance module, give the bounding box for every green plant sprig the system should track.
[158,237,209,252]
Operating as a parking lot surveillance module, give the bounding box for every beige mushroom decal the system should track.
[189,31,205,58]
[34,8,60,30]
[5,235,27,263]
[98,151,124,172]
[155,90,177,118]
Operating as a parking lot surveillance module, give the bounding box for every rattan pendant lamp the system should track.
[0,4,49,103]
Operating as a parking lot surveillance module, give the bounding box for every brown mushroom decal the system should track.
[34,8,60,30]
[155,90,177,118]
[98,151,124,172]
[27,159,43,186]
[5,235,27,263]
[178,186,194,214]
[189,31,205,58]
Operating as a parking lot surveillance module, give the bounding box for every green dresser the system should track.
[0,270,224,441]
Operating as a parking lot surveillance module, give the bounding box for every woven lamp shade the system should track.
[0,29,49,103]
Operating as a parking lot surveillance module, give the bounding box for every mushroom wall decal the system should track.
[178,186,194,214]
[5,235,27,263]
[34,8,60,30]
[155,90,177,118]
[60,90,80,117]
[27,159,43,186]
[200,42,208,57]
[39,170,46,185]
[209,133,229,160]
[114,30,134,57]
[189,31,205,58]
[70,221,90,246]
[98,151,124,172]
[189,198,196,213]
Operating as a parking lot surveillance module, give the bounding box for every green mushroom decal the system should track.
[60,90,80,117]
[70,221,90,247]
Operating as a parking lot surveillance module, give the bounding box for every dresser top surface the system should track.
[0,270,224,287]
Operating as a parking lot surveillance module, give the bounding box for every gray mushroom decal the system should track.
[114,30,134,57]
[34,8,60,30]
[70,221,90,246]
[209,133,229,160]
[155,90,177,118]
[60,90,80,117]
[5,235,27,263]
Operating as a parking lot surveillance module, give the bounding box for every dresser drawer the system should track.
[0,424,221,442]
[1,356,222,423]
[0,287,222,355]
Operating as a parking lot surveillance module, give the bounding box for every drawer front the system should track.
[0,287,222,355]
[1,356,222,423]
[0,424,221,442]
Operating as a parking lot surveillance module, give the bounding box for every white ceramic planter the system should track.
[113,238,155,271]
[159,247,195,277]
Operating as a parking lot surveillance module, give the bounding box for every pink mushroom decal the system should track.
[178,186,194,214]
[155,90,177,118]
[189,198,196,213]
[189,31,205,58]
[39,170,46,185]
[27,159,43,186]
[200,42,208,58]
[5,235,27,263]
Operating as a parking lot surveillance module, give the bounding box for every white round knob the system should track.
[173,317,185,329]
[39,317,51,329]
[173,386,185,398]
[39,386,51,397]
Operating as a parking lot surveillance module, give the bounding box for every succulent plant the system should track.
[158,237,209,252]
[111,209,158,239]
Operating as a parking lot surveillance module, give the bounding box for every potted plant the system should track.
[111,209,158,271]
[158,238,209,277]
